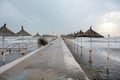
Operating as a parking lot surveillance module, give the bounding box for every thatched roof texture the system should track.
[0,23,16,36]
[74,30,84,37]
[33,32,41,38]
[83,26,104,38]
[16,26,31,36]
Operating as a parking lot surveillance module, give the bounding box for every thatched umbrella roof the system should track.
[83,26,104,63]
[78,30,84,36]
[33,32,41,38]
[0,23,16,36]
[74,30,84,37]
[16,26,31,36]
[74,31,79,37]
[0,23,16,53]
[73,32,77,37]
[66,33,73,37]
[83,26,104,38]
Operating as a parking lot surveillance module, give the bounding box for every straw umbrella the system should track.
[73,31,83,59]
[16,26,31,55]
[0,23,16,64]
[74,31,79,57]
[83,26,104,63]
[16,26,31,36]
[76,30,84,56]
[33,32,41,38]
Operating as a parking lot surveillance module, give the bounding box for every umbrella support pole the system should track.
[107,67,109,74]
[3,36,5,48]
[107,58,109,74]
[90,37,92,50]
[77,38,78,58]
[74,38,75,53]
[2,36,6,64]
[19,43,21,53]
[22,36,23,44]
[2,55,5,65]
[89,50,92,63]
[21,36,25,56]
[21,48,25,56]
[80,46,83,57]
[89,37,92,63]
[80,37,83,57]
[107,34,110,75]
[2,49,6,64]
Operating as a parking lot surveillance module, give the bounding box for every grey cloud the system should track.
[0,0,120,35]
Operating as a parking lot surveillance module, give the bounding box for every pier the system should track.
[0,37,89,80]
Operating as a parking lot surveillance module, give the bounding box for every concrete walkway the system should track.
[0,38,89,80]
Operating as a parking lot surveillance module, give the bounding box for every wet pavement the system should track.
[0,38,89,80]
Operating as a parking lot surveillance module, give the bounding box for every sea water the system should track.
[69,37,120,80]
[0,36,53,66]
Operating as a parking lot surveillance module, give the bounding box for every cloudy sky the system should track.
[0,0,120,36]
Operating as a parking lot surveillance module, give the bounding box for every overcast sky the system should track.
[0,0,120,36]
